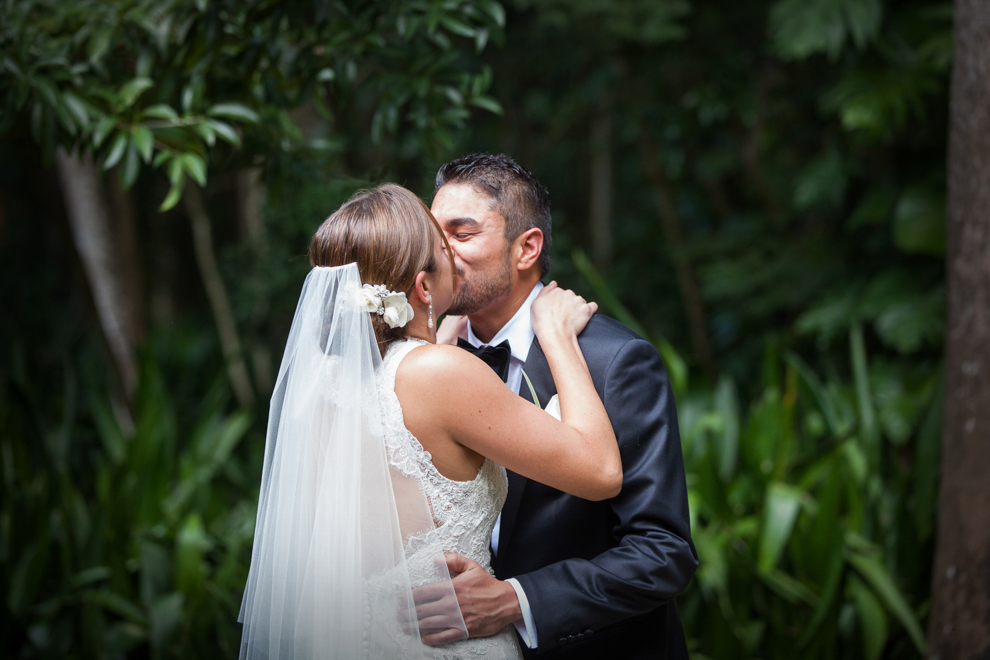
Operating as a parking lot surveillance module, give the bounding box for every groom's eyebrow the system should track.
[445,217,480,230]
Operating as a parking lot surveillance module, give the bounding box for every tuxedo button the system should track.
[584,629,593,635]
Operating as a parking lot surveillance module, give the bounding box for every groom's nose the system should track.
[450,248,469,272]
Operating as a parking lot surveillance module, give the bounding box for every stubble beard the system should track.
[447,254,513,316]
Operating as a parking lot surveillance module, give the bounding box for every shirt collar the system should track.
[466,282,544,363]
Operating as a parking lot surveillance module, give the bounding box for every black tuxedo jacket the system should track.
[494,315,697,659]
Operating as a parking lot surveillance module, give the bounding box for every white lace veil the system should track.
[239,263,467,659]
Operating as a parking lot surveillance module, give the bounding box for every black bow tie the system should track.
[457,338,512,383]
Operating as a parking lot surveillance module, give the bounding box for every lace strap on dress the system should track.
[378,339,431,480]
[381,338,428,385]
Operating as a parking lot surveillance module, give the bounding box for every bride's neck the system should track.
[403,315,436,344]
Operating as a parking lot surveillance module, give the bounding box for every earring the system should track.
[428,296,434,329]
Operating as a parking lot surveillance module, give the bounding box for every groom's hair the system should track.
[435,153,552,276]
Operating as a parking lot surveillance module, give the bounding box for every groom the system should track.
[422,153,697,659]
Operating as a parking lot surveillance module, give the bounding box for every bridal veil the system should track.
[238,263,466,659]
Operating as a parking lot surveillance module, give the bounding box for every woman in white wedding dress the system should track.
[238,184,619,660]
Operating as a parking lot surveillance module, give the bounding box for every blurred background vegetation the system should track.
[0,0,958,658]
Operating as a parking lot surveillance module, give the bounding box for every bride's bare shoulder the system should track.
[396,343,497,389]
[401,343,476,372]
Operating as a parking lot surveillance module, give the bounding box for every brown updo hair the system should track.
[309,183,453,357]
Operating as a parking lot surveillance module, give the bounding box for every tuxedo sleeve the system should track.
[511,338,697,652]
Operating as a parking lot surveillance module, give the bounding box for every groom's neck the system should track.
[468,273,541,344]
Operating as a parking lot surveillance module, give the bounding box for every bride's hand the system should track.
[435,314,469,345]
[531,281,598,341]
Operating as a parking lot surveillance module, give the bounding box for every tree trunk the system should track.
[639,131,718,383]
[589,111,613,268]
[55,149,140,400]
[926,2,990,658]
[184,184,255,409]
[108,171,145,344]
[237,168,273,398]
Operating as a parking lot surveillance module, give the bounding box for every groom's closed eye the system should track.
[444,218,480,240]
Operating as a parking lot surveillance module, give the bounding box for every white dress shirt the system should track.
[464,281,542,649]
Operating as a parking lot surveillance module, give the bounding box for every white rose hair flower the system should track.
[358,283,414,329]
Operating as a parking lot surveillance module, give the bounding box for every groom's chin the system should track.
[446,293,484,317]
[445,302,477,317]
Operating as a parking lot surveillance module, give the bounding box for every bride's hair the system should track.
[309,183,453,356]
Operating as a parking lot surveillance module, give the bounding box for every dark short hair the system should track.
[435,153,552,275]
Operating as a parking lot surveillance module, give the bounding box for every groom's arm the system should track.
[512,337,697,652]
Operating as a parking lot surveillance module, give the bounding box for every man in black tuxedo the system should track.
[424,153,697,659]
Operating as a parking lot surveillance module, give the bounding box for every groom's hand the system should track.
[414,553,522,646]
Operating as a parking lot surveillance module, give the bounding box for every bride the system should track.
[238,183,620,659]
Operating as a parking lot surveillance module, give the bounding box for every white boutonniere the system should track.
[358,283,414,329]
[544,394,561,420]
[520,368,560,418]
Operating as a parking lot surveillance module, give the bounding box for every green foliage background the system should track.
[0,0,948,658]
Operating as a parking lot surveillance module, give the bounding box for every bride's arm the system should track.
[401,288,621,501]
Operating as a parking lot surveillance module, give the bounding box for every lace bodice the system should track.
[375,339,522,660]
[378,339,508,572]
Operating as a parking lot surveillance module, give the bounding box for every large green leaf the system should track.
[142,104,179,121]
[469,95,504,115]
[159,172,184,212]
[760,568,818,605]
[207,119,239,145]
[91,116,117,148]
[770,0,882,60]
[713,376,739,481]
[849,573,888,660]
[121,142,140,189]
[180,153,206,186]
[741,387,789,478]
[206,102,259,123]
[797,545,845,648]
[786,352,850,438]
[757,482,803,574]
[132,126,153,163]
[117,77,154,109]
[101,132,129,170]
[848,551,926,654]
[850,323,879,468]
[805,458,844,578]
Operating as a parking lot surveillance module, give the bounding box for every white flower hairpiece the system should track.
[358,283,415,329]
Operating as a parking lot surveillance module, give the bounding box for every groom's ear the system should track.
[514,228,543,272]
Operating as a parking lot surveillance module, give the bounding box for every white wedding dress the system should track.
[378,338,524,660]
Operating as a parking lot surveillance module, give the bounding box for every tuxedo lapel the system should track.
[519,337,558,403]
[494,338,557,575]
